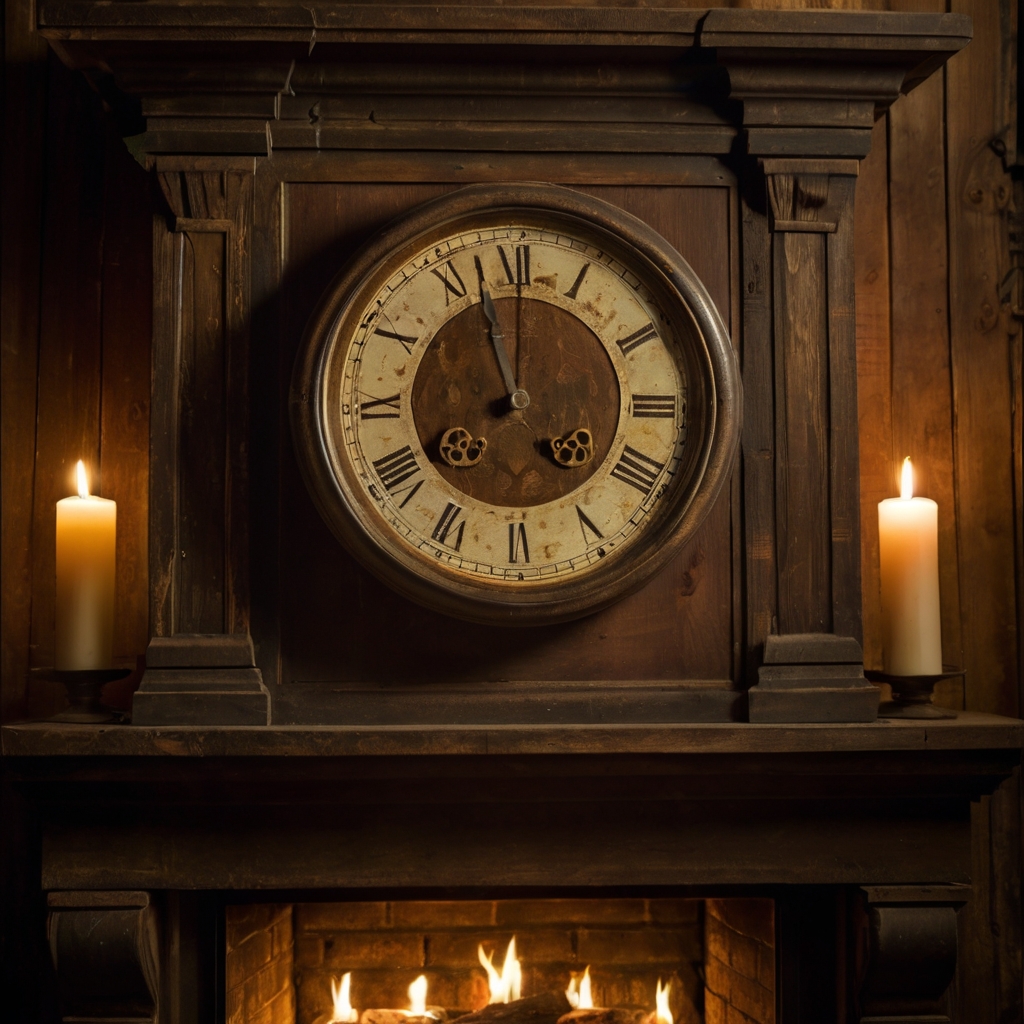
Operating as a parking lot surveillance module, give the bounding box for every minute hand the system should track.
[480,284,530,411]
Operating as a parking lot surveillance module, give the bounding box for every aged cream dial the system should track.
[292,184,740,625]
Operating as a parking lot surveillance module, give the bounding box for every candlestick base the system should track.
[37,669,131,723]
[864,668,964,719]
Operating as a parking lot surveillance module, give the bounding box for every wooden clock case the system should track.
[34,4,970,726]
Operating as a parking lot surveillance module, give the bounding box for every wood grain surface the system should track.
[275,182,734,687]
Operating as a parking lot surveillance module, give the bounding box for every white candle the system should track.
[55,461,116,670]
[877,457,942,676]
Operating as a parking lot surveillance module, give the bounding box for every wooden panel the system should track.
[946,0,1019,718]
[945,1,1021,1022]
[826,174,861,643]
[887,69,962,702]
[177,230,227,634]
[0,3,49,722]
[99,124,152,675]
[28,58,108,715]
[272,183,735,693]
[774,231,831,635]
[740,196,776,681]
[855,118,893,674]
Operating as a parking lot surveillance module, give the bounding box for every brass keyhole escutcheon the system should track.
[551,429,594,467]
[440,426,487,468]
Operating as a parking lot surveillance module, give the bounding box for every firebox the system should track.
[224,898,774,1024]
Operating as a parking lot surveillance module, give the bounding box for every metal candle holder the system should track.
[39,669,131,723]
[864,668,964,720]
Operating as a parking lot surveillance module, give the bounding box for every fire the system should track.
[478,936,522,1004]
[900,456,914,500]
[329,973,357,1023]
[654,979,672,1024]
[566,966,593,1010]
[76,460,90,498]
[408,975,429,1016]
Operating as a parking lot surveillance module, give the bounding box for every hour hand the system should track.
[480,282,530,411]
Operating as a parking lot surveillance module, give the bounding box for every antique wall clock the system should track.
[291,183,740,625]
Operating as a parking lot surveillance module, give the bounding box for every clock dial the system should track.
[293,184,739,624]
[342,226,683,583]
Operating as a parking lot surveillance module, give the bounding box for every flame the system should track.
[408,975,429,1016]
[76,460,90,498]
[478,937,522,1004]
[566,967,593,1010]
[329,973,357,1024]
[900,456,914,500]
[655,979,672,1024]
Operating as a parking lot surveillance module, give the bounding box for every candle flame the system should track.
[408,975,429,1016]
[329,973,357,1023]
[655,979,672,1024]
[76,460,90,498]
[900,457,914,500]
[478,937,522,1004]
[566,967,593,1010]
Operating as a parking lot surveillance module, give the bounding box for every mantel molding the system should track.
[37,6,970,160]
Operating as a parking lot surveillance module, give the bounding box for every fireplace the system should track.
[224,898,775,1024]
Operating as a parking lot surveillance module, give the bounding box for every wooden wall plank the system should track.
[99,126,152,676]
[1,0,49,722]
[28,58,108,716]
[946,0,1019,718]
[855,118,893,673]
[887,69,963,705]
[946,2,1021,1022]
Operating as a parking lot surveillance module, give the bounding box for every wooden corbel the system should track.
[853,885,968,1023]
[48,891,159,1023]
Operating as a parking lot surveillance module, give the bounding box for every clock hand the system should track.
[479,281,530,411]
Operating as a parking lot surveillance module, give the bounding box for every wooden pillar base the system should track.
[132,633,270,725]
[748,633,879,722]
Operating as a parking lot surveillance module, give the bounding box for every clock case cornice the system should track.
[38,6,970,161]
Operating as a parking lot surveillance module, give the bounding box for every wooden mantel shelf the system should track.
[4,712,1021,759]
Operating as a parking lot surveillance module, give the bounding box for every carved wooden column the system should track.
[132,159,269,724]
[47,891,159,1022]
[706,10,969,720]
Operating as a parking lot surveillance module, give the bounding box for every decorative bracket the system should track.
[48,890,159,1023]
[854,885,968,1023]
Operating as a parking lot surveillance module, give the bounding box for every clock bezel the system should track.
[290,182,741,626]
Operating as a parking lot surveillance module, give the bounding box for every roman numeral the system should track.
[616,322,659,356]
[508,522,530,564]
[430,261,467,303]
[610,445,665,494]
[632,394,676,418]
[575,505,604,544]
[360,393,401,419]
[373,326,419,355]
[563,262,590,300]
[372,445,420,492]
[432,502,465,550]
[497,245,530,286]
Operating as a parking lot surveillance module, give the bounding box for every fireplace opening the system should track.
[224,899,775,1024]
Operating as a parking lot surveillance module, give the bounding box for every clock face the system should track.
[292,184,740,625]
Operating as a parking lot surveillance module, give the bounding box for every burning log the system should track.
[453,992,572,1024]
[361,1013,445,1024]
[558,1010,650,1024]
